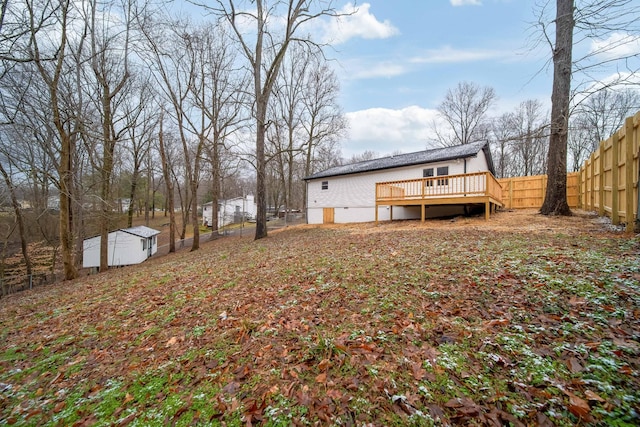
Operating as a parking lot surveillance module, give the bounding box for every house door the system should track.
[323,208,334,224]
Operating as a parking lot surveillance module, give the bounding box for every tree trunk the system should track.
[59,133,77,279]
[255,101,268,239]
[158,121,176,253]
[541,0,574,216]
[0,163,32,277]
[127,170,139,228]
[190,177,199,251]
[210,139,221,239]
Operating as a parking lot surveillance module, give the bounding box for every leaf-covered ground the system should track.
[1,210,639,426]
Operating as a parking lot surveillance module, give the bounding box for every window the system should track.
[423,168,434,186]
[141,239,147,250]
[321,181,328,190]
[437,166,449,186]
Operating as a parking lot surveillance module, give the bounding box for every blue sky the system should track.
[178,1,640,159]
[316,1,640,158]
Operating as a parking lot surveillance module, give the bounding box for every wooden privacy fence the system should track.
[579,112,639,231]
[498,173,580,209]
[497,111,639,232]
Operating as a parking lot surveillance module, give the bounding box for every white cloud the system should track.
[345,61,407,79]
[450,0,482,6]
[410,45,507,64]
[589,32,640,61]
[322,3,399,45]
[343,106,440,158]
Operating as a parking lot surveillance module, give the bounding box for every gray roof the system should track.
[304,141,495,180]
[120,226,161,238]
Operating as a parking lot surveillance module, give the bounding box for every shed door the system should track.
[323,208,334,224]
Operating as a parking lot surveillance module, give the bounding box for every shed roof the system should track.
[120,226,161,238]
[304,141,495,181]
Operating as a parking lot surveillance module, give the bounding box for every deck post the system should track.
[485,200,490,220]
[375,203,378,225]
[421,204,425,222]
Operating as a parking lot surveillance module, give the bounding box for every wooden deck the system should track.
[375,171,504,223]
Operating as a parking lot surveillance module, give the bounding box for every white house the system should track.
[83,226,160,268]
[304,141,500,224]
[202,195,257,228]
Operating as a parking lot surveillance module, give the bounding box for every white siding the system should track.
[306,152,490,224]
[83,231,156,268]
[203,195,257,228]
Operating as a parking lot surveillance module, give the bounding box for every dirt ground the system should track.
[286,208,630,237]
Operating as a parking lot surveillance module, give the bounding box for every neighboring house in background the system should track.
[304,141,502,224]
[202,195,257,228]
[82,226,160,269]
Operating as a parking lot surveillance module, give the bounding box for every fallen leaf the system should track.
[315,372,327,384]
[619,365,633,375]
[584,390,605,402]
[565,391,592,422]
[326,389,342,400]
[123,393,134,404]
[484,318,509,328]
[53,401,66,413]
[116,412,136,426]
[566,357,583,373]
[222,382,240,394]
[165,336,178,347]
[317,358,330,371]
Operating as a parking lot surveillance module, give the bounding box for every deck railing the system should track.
[376,171,503,204]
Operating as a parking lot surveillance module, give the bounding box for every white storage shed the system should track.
[83,226,160,268]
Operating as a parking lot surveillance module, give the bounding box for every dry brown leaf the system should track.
[53,401,66,413]
[565,391,592,421]
[584,389,605,402]
[317,359,330,371]
[566,357,583,373]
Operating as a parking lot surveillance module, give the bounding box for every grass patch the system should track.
[1,213,639,425]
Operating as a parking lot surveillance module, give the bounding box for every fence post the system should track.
[589,155,595,211]
[625,116,635,232]
[612,132,620,225]
[577,168,582,208]
[598,141,605,216]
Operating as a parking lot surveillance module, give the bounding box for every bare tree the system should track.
[157,115,176,253]
[122,80,157,227]
[491,113,516,178]
[432,81,496,147]
[535,0,640,215]
[266,45,309,215]
[348,150,379,163]
[83,0,139,271]
[187,24,247,239]
[510,100,549,176]
[567,114,593,171]
[206,0,342,240]
[300,55,346,209]
[140,17,204,251]
[575,87,640,149]
[25,0,83,279]
[0,148,32,277]
[540,0,574,216]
